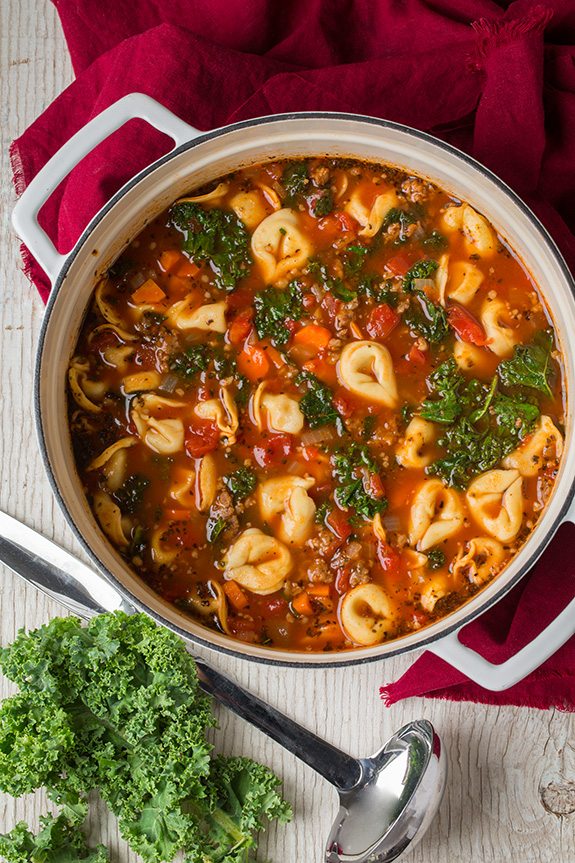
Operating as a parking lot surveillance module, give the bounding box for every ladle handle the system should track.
[194,658,362,790]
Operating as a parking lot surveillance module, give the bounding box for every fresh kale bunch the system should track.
[0,613,291,863]
[170,202,251,290]
[332,443,387,520]
[421,357,543,488]
[254,282,303,346]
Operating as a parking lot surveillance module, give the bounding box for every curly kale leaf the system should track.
[281,161,309,203]
[420,359,462,424]
[312,190,334,217]
[224,467,257,502]
[404,291,449,344]
[0,814,108,863]
[168,344,210,381]
[113,474,150,514]
[333,443,387,520]
[402,258,439,292]
[498,331,555,398]
[307,258,357,302]
[297,373,340,429]
[254,282,303,346]
[170,202,251,290]
[0,613,290,863]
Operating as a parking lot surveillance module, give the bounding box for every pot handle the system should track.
[12,92,199,284]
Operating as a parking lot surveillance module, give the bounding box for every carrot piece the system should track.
[237,344,270,381]
[293,324,332,354]
[264,344,286,368]
[223,580,250,611]
[175,258,200,278]
[292,591,314,617]
[131,279,166,304]
[159,249,184,273]
[228,310,254,345]
[308,584,331,597]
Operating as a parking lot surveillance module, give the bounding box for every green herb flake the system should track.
[224,467,257,501]
[298,373,340,429]
[403,258,439,293]
[313,190,334,217]
[282,161,309,203]
[427,548,446,570]
[497,331,555,398]
[168,343,209,380]
[332,443,387,520]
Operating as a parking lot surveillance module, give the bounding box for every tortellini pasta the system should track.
[257,475,316,546]
[452,537,505,586]
[502,416,563,477]
[194,387,239,445]
[251,383,304,435]
[442,204,496,256]
[419,574,451,613]
[396,417,436,468]
[480,297,518,358]
[93,491,129,548]
[409,479,464,551]
[403,549,429,577]
[68,358,107,413]
[224,528,293,594]
[442,260,484,306]
[168,299,227,333]
[230,189,274,230]
[466,469,523,542]
[453,340,488,373]
[185,581,231,635]
[123,371,162,393]
[251,209,312,284]
[195,453,218,512]
[169,467,196,508]
[95,278,123,325]
[340,584,396,645]
[88,436,137,492]
[337,341,398,408]
[150,525,178,566]
[131,394,185,454]
[176,182,228,204]
[345,188,398,238]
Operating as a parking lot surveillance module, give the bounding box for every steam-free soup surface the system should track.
[68,157,564,652]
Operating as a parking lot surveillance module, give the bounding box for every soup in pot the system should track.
[68,157,565,652]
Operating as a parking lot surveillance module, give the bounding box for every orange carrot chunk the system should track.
[159,249,184,273]
[224,580,250,611]
[308,583,331,597]
[237,344,270,381]
[131,279,166,304]
[293,324,332,353]
[292,591,314,617]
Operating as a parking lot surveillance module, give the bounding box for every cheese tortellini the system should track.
[409,479,464,551]
[502,416,563,477]
[224,528,293,594]
[88,437,136,492]
[396,417,436,468]
[169,467,196,509]
[466,469,523,542]
[194,387,239,445]
[230,189,276,230]
[340,584,396,645]
[419,575,451,613]
[176,182,228,204]
[195,453,218,512]
[452,537,506,586]
[453,340,488,373]
[68,358,108,413]
[93,491,129,548]
[251,383,304,435]
[257,475,316,546]
[442,204,496,256]
[345,188,399,238]
[168,299,227,333]
[443,260,484,306]
[131,394,185,454]
[480,297,518,358]
[251,209,312,284]
[337,341,398,407]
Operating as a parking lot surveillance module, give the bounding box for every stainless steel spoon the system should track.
[0,510,447,862]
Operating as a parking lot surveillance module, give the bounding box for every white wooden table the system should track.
[1,6,575,861]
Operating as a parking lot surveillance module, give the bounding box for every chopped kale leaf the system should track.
[420,360,462,424]
[297,373,340,429]
[427,549,446,570]
[206,516,227,543]
[382,208,419,243]
[169,201,251,290]
[403,258,439,292]
[405,291,449,344]
[308,258,356,302]
[113,475,150,514]
[224,467,257,501]
[282,161,309,203]
[313,190,334,217]
[168,344,209,380]
[343,245,370,277]
[332,443,387,520]
[498,331,554,398]
[254,282,303,346]
[422,230,448,250]
[362,415,377,440]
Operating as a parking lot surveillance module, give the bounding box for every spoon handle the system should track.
[194,658,362,790]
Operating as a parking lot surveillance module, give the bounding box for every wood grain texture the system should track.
[1,5,574,861]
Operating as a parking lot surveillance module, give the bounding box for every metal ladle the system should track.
[0,511,447,862]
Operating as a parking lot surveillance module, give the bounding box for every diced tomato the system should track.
[253,434,294,467]
[228,309,254,345]
[333,388,355,418]
[226,288,253,311]
[326,508,352,543]
[385,251,414,276]
[317,212,357,238]
[302,444,320,462]
[336,211,359,233]
[302,292,317,310]
[335,566,351,595]
[366,304,401,340]
[261,596,288,616]
[321,293,342,319]
[185,421,220,458]
[364,472,385,499]
[447,303,488,346]
[377,541,403,575]
[407,343,428,366]
[237,343,270,381]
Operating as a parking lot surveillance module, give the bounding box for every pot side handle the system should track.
[12,93,200,284]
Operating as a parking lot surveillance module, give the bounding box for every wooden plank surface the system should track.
[1,5,574,861]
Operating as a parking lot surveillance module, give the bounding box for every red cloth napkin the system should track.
[10,0,575,708]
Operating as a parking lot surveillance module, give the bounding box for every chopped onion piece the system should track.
[301,427,336,446]
[158,373,180,393]
[382,513,402,532]
[412,278,436,292]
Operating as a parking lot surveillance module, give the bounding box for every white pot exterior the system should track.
[32,110,575,666]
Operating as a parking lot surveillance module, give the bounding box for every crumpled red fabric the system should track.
[10,0,575,708]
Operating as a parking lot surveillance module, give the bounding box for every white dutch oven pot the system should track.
[12,93,575,688]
